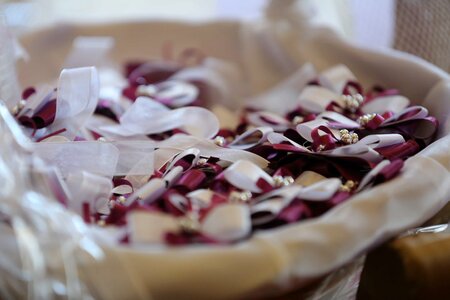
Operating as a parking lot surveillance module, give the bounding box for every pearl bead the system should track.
[117,196,127,204]
[18,99,27,109]
[11,105,20,115]
[108,200,116,209]
[354,93,364,104]
[214,136,226,147]
[229,190,252,203]
[292,116,304,125]
[316,144,325,151]
[273,175,295,187]
[285,176,295,185]
[97,137,107,142]
[197,158,208,166]
[97,219,106,226]
[273,175,285,187]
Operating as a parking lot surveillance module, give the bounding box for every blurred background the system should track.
[0,0,449,71]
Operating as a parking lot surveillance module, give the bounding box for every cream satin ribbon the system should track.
[128,203,251,244]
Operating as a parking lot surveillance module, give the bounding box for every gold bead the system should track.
[97,219,106,226]
[273,175,295,187]
[358,113,376,126]
[346,180,356,189]
[339,129,349,135]
[340,185,351,192]
[340,180,357,192]
[351,133,359,143]
[178,215,201,233]
[283,176,295,186]
[273,175,285,187]
[197,158,208,166]
[11,105,20,115]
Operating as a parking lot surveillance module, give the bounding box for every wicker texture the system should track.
[394,0,450,72]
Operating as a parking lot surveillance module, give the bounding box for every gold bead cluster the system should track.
[357,113,376,126]
[178,213,201,233]
[214,136,226,147]
[341,93,364,113]
[340,180,357,192]
[196,158,208,166]
[229,190,252,203]
[273,175,295,187]
[10,100,27,115]
[339,129,359,144]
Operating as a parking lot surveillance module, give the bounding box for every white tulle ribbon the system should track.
[223,160,274,193]
[164,147,200,174]
[128,203,251,244]
[136,80,199,107]
[17,85,55,118]
[156,134,269,168]
[171,57,244,109]
[64,36,115,68]
[33,141,119,178]
[55,67,100,130]
[121,148,179,189]
[81,135,268,182]
[228,126,273,149]
[125,148,202,204]
[99,97,219,138]
[64,171,113,215]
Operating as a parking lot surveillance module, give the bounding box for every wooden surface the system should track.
[357,202,450,300]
